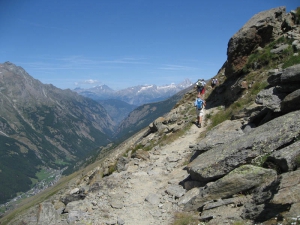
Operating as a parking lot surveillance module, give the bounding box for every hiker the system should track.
[194,93,206,128]
[195,79,206,96]
[211,78,218,88]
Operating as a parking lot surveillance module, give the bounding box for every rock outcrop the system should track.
[225,6,298,77]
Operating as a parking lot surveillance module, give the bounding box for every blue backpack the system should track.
[195,98,203,110]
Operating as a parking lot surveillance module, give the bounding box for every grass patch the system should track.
[171,212,199,225]
[0,206,6,214]
[207,108,232,129]
[35,168,52,181]
[252,153,270,167]
[232,221,247,225]
[55,159,71,166]
[29,177,38,187]
[282,54,300,68]
[243,36,296,73]
[108,162,117,175]
[250,80,269,96]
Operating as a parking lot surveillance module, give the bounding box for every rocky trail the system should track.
[7,101,211,225]
[48,105,209,225]
[78,115,206,225]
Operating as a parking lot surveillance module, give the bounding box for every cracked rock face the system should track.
[226,7,288,77]
[187,110,300,182]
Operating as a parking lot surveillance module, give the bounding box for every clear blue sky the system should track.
[0,1,298,90]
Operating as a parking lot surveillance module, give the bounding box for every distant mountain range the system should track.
[0,61,193,205]
[73,79,193,106]
[73,79,193,126]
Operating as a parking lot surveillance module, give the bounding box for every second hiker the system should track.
[194,93,206,128]
[195,79,206,96]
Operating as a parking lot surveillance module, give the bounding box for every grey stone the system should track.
[165,184,186,198]
[131,149,150,160]
[37,202,59,225]
[266,140,300,172]
[117,217,125,225]
[281,89,300,112]
[145,193,160,205]
[270,44,289,54]
[116,157,130,172]
[111,199,124,209]
[191,120,244,153]
[255,87,285,112]
[187,110,300,182]
[271,170,300,205]
[184,165,276,211]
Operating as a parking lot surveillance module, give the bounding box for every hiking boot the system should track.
[197,123,201,128]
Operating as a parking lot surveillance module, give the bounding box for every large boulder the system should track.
[268,64,300,85]
[265,140,300,172]
[37,202,60,225]
[187,110,300,182]
[255,87,286,112]
[271,169,300,205]
[182,165,276,211]
[60,188,86,205]
[149,117,167,132]
[242,169,300,222]
[190,120,244,154]
[281,89,300,112]
[250,64,300,114]
[116,157,130,172]
[131,149,150,161]
[225,7,286,77]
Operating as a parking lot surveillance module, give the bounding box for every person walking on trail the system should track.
[211,78,218,88]
[195,79,206,96]
[194,93,206,128]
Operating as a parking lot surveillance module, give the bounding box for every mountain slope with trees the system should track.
[0,62,115,204]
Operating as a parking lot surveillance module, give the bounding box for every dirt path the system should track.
[92,111,208,225]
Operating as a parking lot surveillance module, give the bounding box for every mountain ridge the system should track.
[74,78,193,132]
[0,62,115,204]
[73,78,193,106]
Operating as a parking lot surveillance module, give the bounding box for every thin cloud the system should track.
[74,79,101,86]
[59,55,147,64]
[59,56,98,65]
[18,55,149,73]
[159,64,197,71]
[99,57,148,64]
[83,79,99,84]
